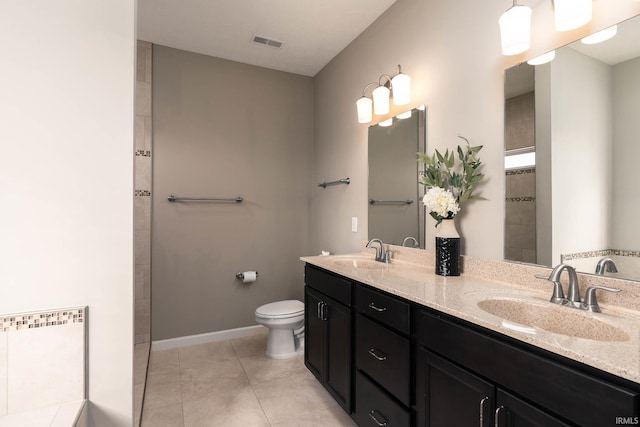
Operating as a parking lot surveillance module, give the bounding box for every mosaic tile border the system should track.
[505,196,536,202]
[135,190,151,197]
[1,307,85,332]
[506,167,536,176]
[562,249,640,261]
[135,150,151,157]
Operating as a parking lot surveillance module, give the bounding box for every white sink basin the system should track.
[330,258,388,270]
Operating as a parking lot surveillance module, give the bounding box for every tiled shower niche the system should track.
[0,307,86,425]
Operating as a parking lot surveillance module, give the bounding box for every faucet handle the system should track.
[582,286,621,313]
[384,249,397,263]
[535,274,566,304]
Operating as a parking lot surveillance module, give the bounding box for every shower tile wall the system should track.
[135,40,152,344]
[505,91,536,264]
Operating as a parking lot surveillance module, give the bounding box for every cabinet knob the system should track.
[368,410,388,426]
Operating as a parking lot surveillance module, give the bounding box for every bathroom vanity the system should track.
[302,252,640,427]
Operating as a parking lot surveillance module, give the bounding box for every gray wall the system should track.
[310,0,639,259]
[152,46,313,340]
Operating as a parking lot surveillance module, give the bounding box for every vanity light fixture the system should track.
[499,0,532,56]
[499,0,595,56]
[396,110,413,119]
[379,118,393,127]
[356,65,411,124]
[581,25,617,44]
[527,50,556,65]
[554,0,592,32]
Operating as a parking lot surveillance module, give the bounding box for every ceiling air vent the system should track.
[252,34,284,48]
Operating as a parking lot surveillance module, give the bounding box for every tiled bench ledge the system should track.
[0,399,86,427]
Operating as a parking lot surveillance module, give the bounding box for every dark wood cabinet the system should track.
[414,307,638,427]
[304,265,352,412]
[416,349,495,427]
[302,264,640,427]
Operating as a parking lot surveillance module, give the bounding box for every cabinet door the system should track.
[496,389,571,427]
[304,286,324,380]
[416,348,495,427]
[325,296,352,411]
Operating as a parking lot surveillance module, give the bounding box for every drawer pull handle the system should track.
[479,396,489,427]
[368,348,387,361]
[494,406,504,427]
[368,410,388,426]
[368,302,387,312]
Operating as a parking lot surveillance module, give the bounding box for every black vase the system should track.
[435,219,460,276]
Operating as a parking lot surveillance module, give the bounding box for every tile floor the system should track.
[141,328,357,427]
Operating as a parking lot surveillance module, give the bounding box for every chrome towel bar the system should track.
[369,199,414,205]
[318,178,350,188]
[167,195,243,203]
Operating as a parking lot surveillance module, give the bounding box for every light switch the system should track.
[352,217,358,232]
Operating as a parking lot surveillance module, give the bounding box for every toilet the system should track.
[255,300,305,359]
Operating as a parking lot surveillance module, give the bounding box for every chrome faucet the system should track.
[366,238,387,262]
[401,236,419,248]
[538,263,621,312]
[595,257,618,275]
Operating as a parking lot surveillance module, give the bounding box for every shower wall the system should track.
[135,41,152,344]
[151,46,313,341]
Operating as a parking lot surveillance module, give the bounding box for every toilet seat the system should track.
[255,300,304,320]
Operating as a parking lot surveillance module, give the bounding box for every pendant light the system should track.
[554,0,592,32]
[499,1,532,56]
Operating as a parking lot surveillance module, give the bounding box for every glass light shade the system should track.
[372,85,390,115]
[379,118,393,127]
[396,110,412,119]
[527,50,556,65]
[554,0,592,32]
[356,96,373,123]
[581,25,617,44]
[391,73,411,105]
[499,5,532,56]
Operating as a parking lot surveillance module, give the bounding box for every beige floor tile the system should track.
[239,353,307,385]
[180,358,250,402]
[141,403,184,427]
[149,349,180,375]
[253,372,338,424]
[182,386,269,427]
[144,372,182,410]
[270,403,357,427]
[178,340,237,369]
[230,329,268,359]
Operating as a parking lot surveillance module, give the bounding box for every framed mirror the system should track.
[504,14,640,281]
[368,107,426,248]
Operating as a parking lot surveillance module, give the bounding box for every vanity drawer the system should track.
[304,264,351,307]
[353,371,411,427]
[356,314,410,405]
[355,284,409,334]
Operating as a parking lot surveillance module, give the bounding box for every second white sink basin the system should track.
[478,298,630,342]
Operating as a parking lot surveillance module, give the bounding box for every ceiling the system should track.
[137,0,397,77]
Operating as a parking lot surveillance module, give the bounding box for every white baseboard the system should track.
[151,324,266,352]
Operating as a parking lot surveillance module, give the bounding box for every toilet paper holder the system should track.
[236,271,259,280]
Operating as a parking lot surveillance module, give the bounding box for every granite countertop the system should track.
[301,251,640,385]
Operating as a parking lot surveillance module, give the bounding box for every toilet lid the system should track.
[256,300,304,317]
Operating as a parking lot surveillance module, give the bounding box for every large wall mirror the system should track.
[368,107,426,248]
[504,14,640,281]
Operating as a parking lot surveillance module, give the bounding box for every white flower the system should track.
[422,187,460,219]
